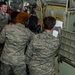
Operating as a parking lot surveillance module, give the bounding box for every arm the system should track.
[25,39,34,64]
[53,38,60,49]
[52,37,60,56]
[0,27,6,43]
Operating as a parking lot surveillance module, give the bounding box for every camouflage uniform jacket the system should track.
[26,31,59,75]
[0,11,11,29]
[0,23,33,66]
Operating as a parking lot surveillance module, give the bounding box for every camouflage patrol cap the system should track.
[16,12,31,24]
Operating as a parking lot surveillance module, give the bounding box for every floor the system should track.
[55,56,59,75]
[55,56,75,75]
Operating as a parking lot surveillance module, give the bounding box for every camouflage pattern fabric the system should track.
[0,11,11,31]
[0,22,33,65]
[26,31,59,75]
[0,61,26,75]
[0,23,33,75]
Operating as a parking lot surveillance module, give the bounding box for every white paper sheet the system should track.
[53,20,63,37]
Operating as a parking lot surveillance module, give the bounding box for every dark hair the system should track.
[28,15,38,33]
[43,16,56,30]
[10,11,19,24]
[11,11,19,20]
[0,2,6,7]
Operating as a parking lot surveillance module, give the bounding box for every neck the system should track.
[45,30,51,32]
[45,29,53,32]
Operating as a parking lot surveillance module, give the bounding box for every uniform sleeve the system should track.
[0,27,6,43]
[52,37,60,50]
[25,38,34,64]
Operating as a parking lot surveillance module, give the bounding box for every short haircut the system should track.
[43,16,56,30]
[11,11,20,20]
[0,2,6,7]
[16,12,30,24]
[28,15,38,32]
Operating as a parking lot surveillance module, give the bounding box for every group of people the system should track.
[0,2,60,75]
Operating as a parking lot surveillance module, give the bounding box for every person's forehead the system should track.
[1,5,7,7]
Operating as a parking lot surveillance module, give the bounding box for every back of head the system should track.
[11,11,20,24]
[29,15,38,26]
[28,15,38,33]
[16,12,30,24]
[43,16,56,30]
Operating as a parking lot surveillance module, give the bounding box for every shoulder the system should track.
[25,28,34,36]
[52,34,59,41]
[4,24,15,30]
[51,36,60,47]
[31,33,43,42]
[5,13,11,19]
[5,13,10,16]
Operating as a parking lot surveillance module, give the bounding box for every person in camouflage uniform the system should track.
[0,11,33,75]
[0,2,11,66]
[0,2,11,32]
[26,16,60,75]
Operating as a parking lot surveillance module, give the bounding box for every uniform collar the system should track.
[0,11,5,15]
[16,22,25,28]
